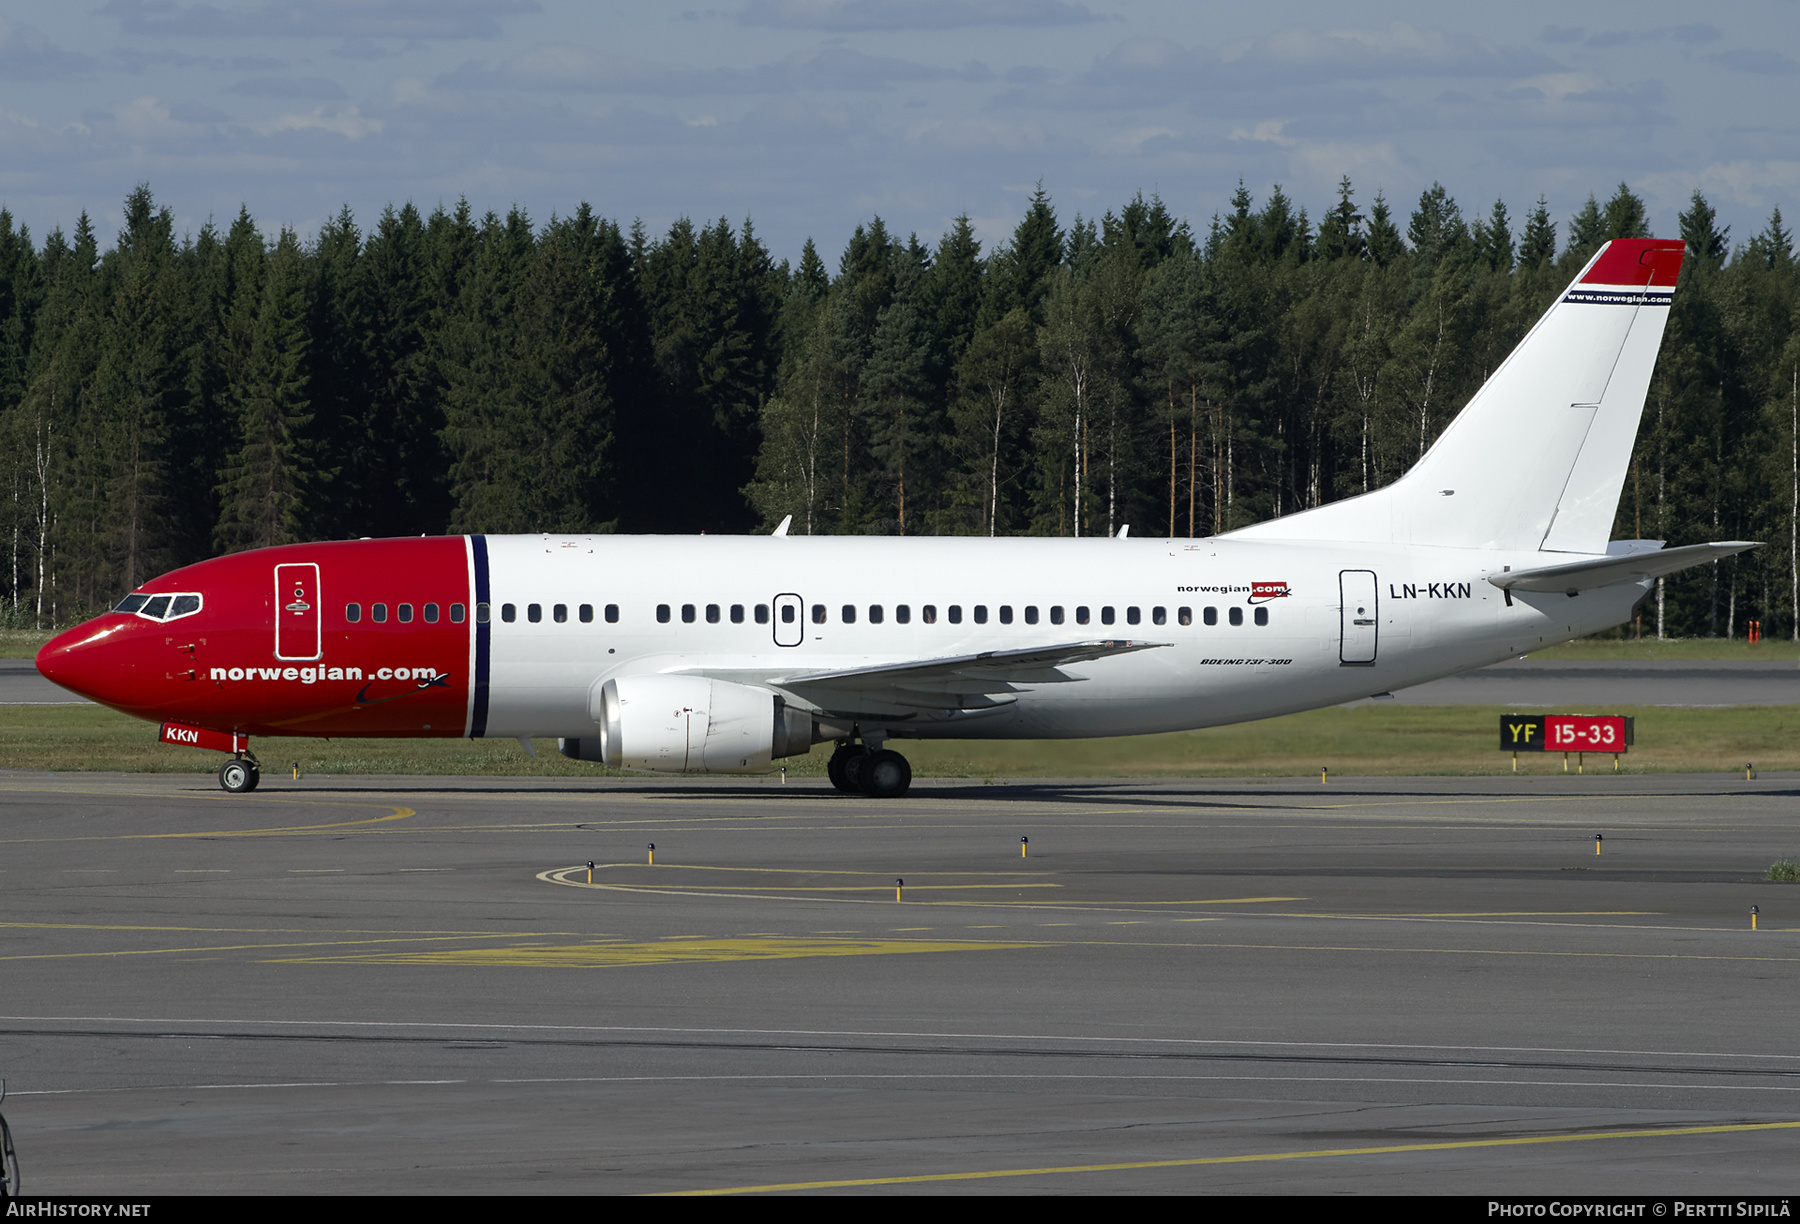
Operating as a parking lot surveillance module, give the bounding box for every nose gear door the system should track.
[275,562,322,660]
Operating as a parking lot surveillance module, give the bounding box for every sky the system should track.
[1,0,1796,264]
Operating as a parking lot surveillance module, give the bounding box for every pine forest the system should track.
[1,180,1796,639]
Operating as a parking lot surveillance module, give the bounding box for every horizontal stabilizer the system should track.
[1489,541,1759,594]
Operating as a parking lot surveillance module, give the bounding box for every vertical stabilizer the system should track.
[1228,239,1685,552]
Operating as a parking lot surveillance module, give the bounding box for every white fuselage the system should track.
[477,534,1643,741]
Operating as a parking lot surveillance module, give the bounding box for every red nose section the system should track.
[36,619,137,707]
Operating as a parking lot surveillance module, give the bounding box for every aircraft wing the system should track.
[685,640,1170,715]
[780,639,1168,688]
[777,639,1170,714]
[1489,541,1759,595]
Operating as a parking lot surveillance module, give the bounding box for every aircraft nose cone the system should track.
[36,620,139,706]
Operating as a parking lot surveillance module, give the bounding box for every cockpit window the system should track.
[118,591,203,621]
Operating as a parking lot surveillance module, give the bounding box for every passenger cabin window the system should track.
[374,603,389,623]
[1050,606,1064,625]
[999,606,1013,624]
[973,606,988,624]
[553,604,567,623]
[527,603,542,623]
[451,603,467,623]
[948,605,963,624]
[500,603,515,623]
[730,605,744,624]
[1178,606,1192,626]
[841,604,856,624]
[579,604,593,623]
[1229,607,1244,626]
[706,604,720,624]
[425,603,440,623]
[1077,606,1090,625]
[896,605,910,624]
[1101,607,1115,625]
[1024,606,1038,624]
[1126,607,1140,626]
[869,605,884,624]
[812,604,827,624]
[780,605,795,624]
[681,604,696,623]
[398,603,415,623]
[755,604,769,624]
[605,604,619,623]
[1152,607,1166,625]
[1254,607,1269,626]
[656,604,671,623]
[923,605,937,624]
[345,603,362,623]
[1203,606,1217,626]
[475,602,489,624]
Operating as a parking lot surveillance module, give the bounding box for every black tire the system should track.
[860,749,911,799]
[1,1111,15,1197]
[827,744,866,794]
[219,758,255,793]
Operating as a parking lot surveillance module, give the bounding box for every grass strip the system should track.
[6,702,1800,779]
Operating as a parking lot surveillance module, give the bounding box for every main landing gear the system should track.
[218,754,260,793]
[827,739,912,799]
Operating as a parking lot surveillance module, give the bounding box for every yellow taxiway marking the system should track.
[266,935,1047,969]
[1379,911,1659,917]
[607,884,1061,893]
[540,866,1300,910]
[581,863,1060,879]
[0,793,415,840]
[659,1119,1800,1195]
[0,934,542,963]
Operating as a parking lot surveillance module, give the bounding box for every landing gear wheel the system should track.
[219,757,259,794]
[860,749,912,799]
[827,744,867,794]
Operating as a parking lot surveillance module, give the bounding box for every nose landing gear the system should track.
[826,738,911,799]
[218,755,261,793]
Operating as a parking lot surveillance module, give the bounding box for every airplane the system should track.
[36,238,1753,797]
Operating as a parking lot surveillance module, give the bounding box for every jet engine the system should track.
[558,674,814,773]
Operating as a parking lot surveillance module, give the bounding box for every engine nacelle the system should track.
[558,675,813,774]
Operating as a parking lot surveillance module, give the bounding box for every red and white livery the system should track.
[38,240,1751,795]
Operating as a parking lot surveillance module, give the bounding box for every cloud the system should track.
[1098,124,1178,156]
[734,0,1102,31]
[902,116,1046,151]
[456,43,991,94]
[1638,160,1800,214]
[99,0,540,41]
[1215,22,1549,79]
[1709,49,1799,76]
[1229,119,1296,148]
[0,18,98,80]
[230,76,351,100]
[249,106,383,139]
[1228,119,1401,189]
[1538,24,1722,49]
